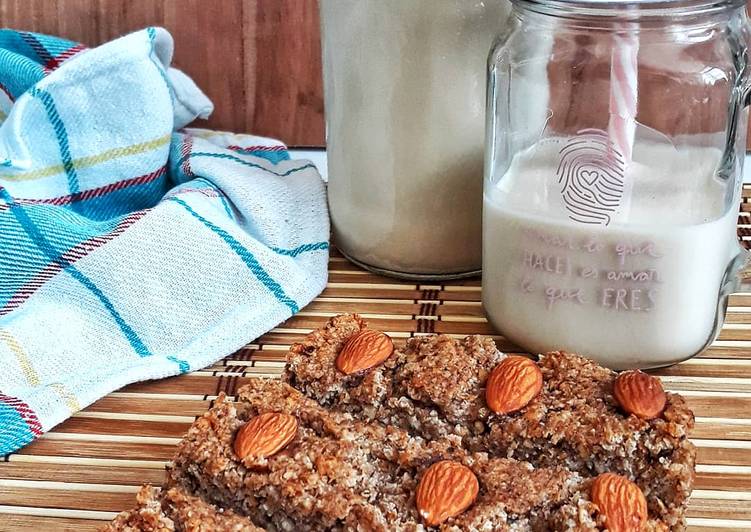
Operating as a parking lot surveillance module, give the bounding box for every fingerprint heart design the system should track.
[556,129,626,226]
[580,169,599,186]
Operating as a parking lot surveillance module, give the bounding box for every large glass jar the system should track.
[484,0,751,369]
[320,0,511,279]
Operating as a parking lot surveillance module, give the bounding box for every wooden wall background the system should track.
[1,1,750,149]
[0,0,325,147]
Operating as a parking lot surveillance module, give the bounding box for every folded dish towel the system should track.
[0,28,329,454]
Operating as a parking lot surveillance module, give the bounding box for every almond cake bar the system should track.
[106,379,665,530]
[283,314,696,529]
[105,313,690,531]
[161,378,667,531]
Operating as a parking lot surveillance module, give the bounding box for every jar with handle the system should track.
[484,0,751,369]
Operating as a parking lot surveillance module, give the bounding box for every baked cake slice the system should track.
[104,313,692,531]
[283,314,696,529]
[163,378,668,531]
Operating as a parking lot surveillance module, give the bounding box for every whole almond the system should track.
[613,370,666,420]
[335,329,394,375]
[416,460,479,527]
[485,356,543,415]
[233,412,298,461]
[591,473,648,531]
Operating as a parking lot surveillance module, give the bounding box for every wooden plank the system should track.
[717,328,751,341]
[276,314,498,335]
[163,0,246,135]
[0,486,135,513]
[0,514,105,532]
[319,286,485,302]
[695,444,751,466]
[687,524,751,532]
[660,379,751,393]
[118,374,242,396]
[0,462,164,486]
[83,395,209,417]
[729,293,751,306]
[0,0,325,146]
[655,360,751,379]
[700,346,751,359]
[327,272,425,285]
[245,0,324,146]
[696,469,751,491]
[722,312,751,323]
[17,439,176,461]
[302,300,424,316]
[688,495,751,520]
[52,416,191,438]
[693,419,751,441]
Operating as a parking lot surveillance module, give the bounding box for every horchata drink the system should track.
[483,139,741,369]
[320,0,518,279]
[484,0,750,368]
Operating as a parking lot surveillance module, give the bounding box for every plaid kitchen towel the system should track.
[0,28,329,454]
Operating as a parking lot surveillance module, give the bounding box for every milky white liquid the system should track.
[321,1,519,277]
[483,139,741,369]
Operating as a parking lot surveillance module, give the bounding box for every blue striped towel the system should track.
[0,28,329,454]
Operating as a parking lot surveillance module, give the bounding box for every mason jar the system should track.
[320,0,511,279]
[483,0,751,369]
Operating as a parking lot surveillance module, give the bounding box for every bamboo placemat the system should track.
[3,189,751,532]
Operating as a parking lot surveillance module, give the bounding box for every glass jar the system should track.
[484,0,751,369]
[320,0,511,280]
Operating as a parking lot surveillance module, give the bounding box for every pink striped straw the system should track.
[608,26,639,164]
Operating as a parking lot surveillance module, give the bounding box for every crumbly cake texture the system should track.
[103,485,262,532]
[165,378,667,531]
[485,350,695,530]
[283,314,696,530]
[284,314,502,440]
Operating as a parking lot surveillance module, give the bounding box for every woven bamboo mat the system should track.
[3,190,751,532]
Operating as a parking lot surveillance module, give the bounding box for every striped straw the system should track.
[608,26,639,163]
